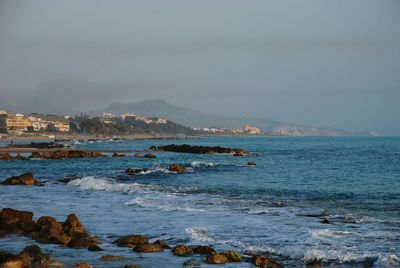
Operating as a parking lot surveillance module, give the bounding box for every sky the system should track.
[0,0,399,135]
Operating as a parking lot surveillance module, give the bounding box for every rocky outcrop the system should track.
[33,216,73,245]
[0,153,13,160]
[1,172,41,186]
[0,251,25,268]
[247,161,256,166]
[134,153,142,158]
[114,235,149,248]
[153,144,246,155]
[192,245,216,255]
[133,244,163,253]
[63,213,87,237]
[99,255,125,261]
[154,240,170,249]
[87,244,103,251]
[74,262,93,268]
[0,208,36,236]
[0,245,62,268]
[251,255,281,268]
[125,168,149,175]
[222,251,242,262]
[30,150,105,160]
[5,142,65,149]
[172,245,193,256]
[168,164,186,173]
[112,153,126,157]
[206,253,228,264]
[143,153,157,159]
[233,151,245,156]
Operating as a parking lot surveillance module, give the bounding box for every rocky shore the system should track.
[0,207,282,268]
[150,144,247,155]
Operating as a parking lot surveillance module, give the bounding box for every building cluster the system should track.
[0,110,70,134]
[101,112,168,125]
[194,124,262,135]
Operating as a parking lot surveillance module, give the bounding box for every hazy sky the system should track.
[0,0,399,135]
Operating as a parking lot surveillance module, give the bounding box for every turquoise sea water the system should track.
[0,137,399,267]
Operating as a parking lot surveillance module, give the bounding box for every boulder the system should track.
[63,214,87,237]
[233,151,245,156]
[192,245,216,255]
[0,153,13,160]
[99,255,125,261]
[183,260,202,266]
[206,253,228,264]
[33,216,72,245]
[0,208,36,235]
[172,245,193,257]
[222,251,242,262]
[18,245,52,268]
[74,263,93,268]
[143,153,157,159]
[168,164,186,173]
[133,244,163,253]
[126,168,149,175]
[114,235,149,248]
[320,218,330,224]
[87,245,103,251]
[124,265,143,268]
[153,239,170,249]
[0,252,25,268]
[67,236,99,249]
[247,161,256,167]
[14,154,28,160]
[251,255,281,268]
[1,172,40,186]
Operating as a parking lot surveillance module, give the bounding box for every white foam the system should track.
[303,249,376,263]
[311,229,353,238]
[126,197,205,212]
[190,161,215,168]
[186,227,216,243]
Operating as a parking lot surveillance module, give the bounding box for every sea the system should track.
[0,136,399,267]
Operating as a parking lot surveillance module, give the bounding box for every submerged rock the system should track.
[112,153,126,157]
[134,153,142,158]
[247,161,256,167]
[172,245,193,256]
[74,262,93,268]
[143,153,157,159]
[100,255,125,261]
[222,251,242,262]
[168,164,186,173]
[192,245,216,255]
[67,236,99,249]
[153,144,246,155]
[125,168,149,175]
[183,260,202,266]
[233,151,245,156]
[1,172,40,186]
[133,243,163,253]
[320,218,331,224]
[251,255,281,268]
[0,208,36,235]
[87,245,103,251]
[154,239,171,249]
[206,253,228,264]
[114,235,149,248]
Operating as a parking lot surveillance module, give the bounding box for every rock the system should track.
[63,214,87,237]
[1,172,40,186]
[30,152,42,159]
[29,150,105,160]
[124,265,143,268]
[133,244,163,253]
[154,144,246,155]
[6,142,65,149]
[153,239,170,249]
[0,153,13,160]
[134,153,142,158]
[305,258,322,267]
[192,245,216,255]
[112,153,125,157]
[233,151,245,156]
[206,253,228,264]
[114,235,149,248]
[183,260,202,266]
[68,236,99,249]
[143,153,157,159]
[87,245,103,251]
[0,208,36,235]
[19,245,52,267]
[247,161,256,167]
[222,251,242,262]
[99,255,125,261]
[0,252,25,268]
[74,263,93,268]
[320,218,331,224]
[33,216,72,245]
[172,245,193,256]
[14,154,28,160]
[251,255,281,268]
[125,168,149,175]
[168,164,186,173]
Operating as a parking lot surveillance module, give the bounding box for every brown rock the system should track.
[192,245,216,255]
[68,236,99,249]
[99,255,125,261]
[134,153,142,158]
[63,214,87,237]
[182,260,201,266]
[133,244,163,253]
[247,161,256,167]
[0,153,13,160]
[222,251,242,262]
[168,164,186,173]
[233,151,245,156]
[172,245,193,256]
[74,263,93,268]
[251,255,281,268]
[153,239,170,249]
[125,168,149,175]
[87,245,103,251]
[112,153,125,157]
[19,245,52,268]
[1,173,39,186]
[206,253,228,264]
[114,235,148,248]
[124,265,143,268]
[143,153,157,159]
[0,208,36,235]
[0,252,25,268]
[34,216,72,245]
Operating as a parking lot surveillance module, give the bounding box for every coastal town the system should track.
[0,109,262,138]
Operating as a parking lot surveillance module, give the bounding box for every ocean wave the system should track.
[125,197,206,212]
[303,249,378,264]
[190,161,215,168]
[186,227,216,243]
[311,229,353,238]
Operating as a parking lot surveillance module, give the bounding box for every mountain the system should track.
[90,99,364,136]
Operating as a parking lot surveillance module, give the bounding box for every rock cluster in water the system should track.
[1,173,41,186]
[150,144,247,155]
[4,142,66,149]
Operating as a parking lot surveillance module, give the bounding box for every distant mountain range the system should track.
[90,99,375,136]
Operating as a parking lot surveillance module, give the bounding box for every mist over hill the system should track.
[90,99,370,136]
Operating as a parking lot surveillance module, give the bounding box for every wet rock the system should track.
[154,144,246,155]
[206,253,228,264]
[30,150,105,160]
[87,245,103,251]
[58,176,82,184]
[6,142,65,149]
[0,208,36,235]
[74,262,93,268]
[148,146,158,151]
[0,252,25,268]
[0,153,13,160]
[305,258,322,268]
[68,236,99,249]
[134,153,142,158]
[1,172,40,186]
[183,260,202,266]
[251,255,281,268]
[125,168,149,175]
[247,161,256,166]
[19,245,52,267]
[33,216,72,245]
[192,245,216,255]
[143,153,157,159]
[233,151,245,156]
[168,164,186,173]
[172,245,193,256]
[30,152,42,159]
[133,243,163,253]
[99,255,125,261]
[153,239,171,249]
[114,235,149,248]
[14,154,28,160]
[112,153,125,157]
[63,214,87,237]
[320,218,331,224]
[222,251,242,262]
[124,265,143,268]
